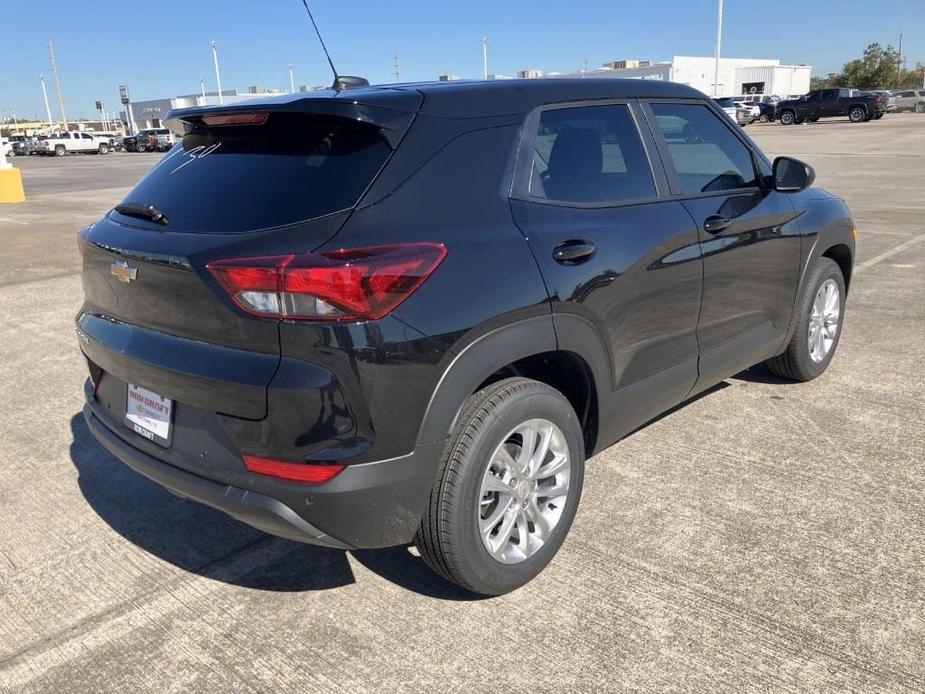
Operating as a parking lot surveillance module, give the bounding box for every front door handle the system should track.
[703,215,732,234]
[553,240,596,264]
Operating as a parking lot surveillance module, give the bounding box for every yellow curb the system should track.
[0,166,26,203]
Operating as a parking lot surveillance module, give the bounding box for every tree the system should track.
[833,43,901,89]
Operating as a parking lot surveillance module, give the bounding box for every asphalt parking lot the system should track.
[1,115,923,692]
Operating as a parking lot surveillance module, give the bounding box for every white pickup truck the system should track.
[36,131,112,156]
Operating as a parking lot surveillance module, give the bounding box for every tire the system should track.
[415,377,585,596]
[54,145,66,156]
[98,144,109,154]
[873,113,883,120]
[759,114,769,123]
[808,117,819,122]
[916,103,925,113]
[779,110,795,125]
[849,106,866,122]
[767,258,846,382]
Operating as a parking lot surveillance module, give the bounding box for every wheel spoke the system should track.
[527,503,551,541]
[491,510,518,556]
[481,473,511,496]
[515,510,532,557]
[529,422,554,478]
[536,452,568,480]
[495,445,517,472]
[537,480,569,499]
[517,424,538,475]
[480,498,513,537]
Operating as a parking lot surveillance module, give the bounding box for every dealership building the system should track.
[553,56,811,98]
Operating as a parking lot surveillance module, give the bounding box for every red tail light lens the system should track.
[242,455,344,484]
[207,242,446,321]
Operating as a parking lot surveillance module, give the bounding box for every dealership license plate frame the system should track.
[124,383,173,448]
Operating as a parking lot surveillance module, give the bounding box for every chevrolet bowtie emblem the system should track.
[111,260,138,283]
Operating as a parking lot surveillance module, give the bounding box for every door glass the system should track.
[529,104,655,204]
[650,103,759,194]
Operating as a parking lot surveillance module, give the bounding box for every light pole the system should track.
[200,77,206,102]
[713,0,724,96]
[289,64,295,93]
[210,41,224,105]
[39,75,54,130]
[481,37,489,80]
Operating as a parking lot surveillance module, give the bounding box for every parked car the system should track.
[754,101,778,123]
[77,79,855,595]
[891,89,925,113]
[775,88,885,124]
[134,128,175,152]
[35,131,112,155]
[712,97,750,126]
[733,100,760,123]
[0,138,12,158]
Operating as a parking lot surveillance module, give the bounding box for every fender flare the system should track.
[415,313,613,448]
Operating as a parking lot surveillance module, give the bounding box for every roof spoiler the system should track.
[163,91,421,148]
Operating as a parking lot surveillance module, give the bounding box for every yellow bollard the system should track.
[0,166,25,203]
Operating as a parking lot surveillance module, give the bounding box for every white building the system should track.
[557,56,811,98]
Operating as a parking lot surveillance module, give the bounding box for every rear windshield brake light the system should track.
[200,113,269,127]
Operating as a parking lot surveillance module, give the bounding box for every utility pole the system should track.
[210,41,224,105]
[712,0,723,96]
[48,40,68,130]
[393,52,401,82]
[897,33,903,80]
[200,77,206,102]
[481,37,489,80]
[583,58,590,73]
[39,75,54,130]
[289,64,295,93]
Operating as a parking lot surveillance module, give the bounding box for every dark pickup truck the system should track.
[776,88,885,125]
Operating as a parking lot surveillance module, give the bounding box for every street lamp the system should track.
[713,0,724,96]
[39,74,54,130]
[289,64,295,93]
[210,41,224,105]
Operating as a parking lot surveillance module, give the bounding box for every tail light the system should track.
[207,242,447,321]
[77,225,90,256]
[242,455,344,484]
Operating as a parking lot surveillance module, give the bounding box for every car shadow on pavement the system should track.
[731,362,797,385]
[69,413,482,601]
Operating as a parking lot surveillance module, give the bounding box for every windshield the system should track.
[115,112,392,234]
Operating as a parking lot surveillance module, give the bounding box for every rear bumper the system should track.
[83,389,444,549]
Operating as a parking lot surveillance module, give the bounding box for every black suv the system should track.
[78,79,855,595]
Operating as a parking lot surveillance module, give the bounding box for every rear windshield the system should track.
[713,98,735,108]
[116,112,391,233]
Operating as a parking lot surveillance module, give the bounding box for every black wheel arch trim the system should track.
[415,313,613,451]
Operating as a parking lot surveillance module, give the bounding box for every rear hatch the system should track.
[79,91,421,420]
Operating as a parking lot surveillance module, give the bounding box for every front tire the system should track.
[779,110,795,125]
[98,144,109,154]
[415,378,585,596]
[767,258,846,382]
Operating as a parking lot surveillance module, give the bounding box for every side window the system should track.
[528,104,655,204]
[650,103,759,195]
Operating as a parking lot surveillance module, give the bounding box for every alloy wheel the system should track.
[808,279,840,363]
[477,418,571,564]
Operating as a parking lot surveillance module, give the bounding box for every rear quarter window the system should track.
[116,112,392,233]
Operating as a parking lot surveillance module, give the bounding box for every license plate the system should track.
[125,383,172,446]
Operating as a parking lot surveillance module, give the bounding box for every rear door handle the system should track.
[703,215,732,234]
[553,240,596,264]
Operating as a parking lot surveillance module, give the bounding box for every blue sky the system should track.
[2,0,922,121]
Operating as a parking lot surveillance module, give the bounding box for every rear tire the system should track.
[779,110,795,125]
[767,258,846,382]
[54,145,65,156]
[415,378,585,596]
[915,103,925,113]
[98,144,109,154]
[849,106,866,122]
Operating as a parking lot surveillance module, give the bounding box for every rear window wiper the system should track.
[114,202,169,226]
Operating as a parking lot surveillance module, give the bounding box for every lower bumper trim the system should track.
[83,403,354,550]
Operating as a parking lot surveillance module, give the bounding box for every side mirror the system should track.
[772,156,815,192]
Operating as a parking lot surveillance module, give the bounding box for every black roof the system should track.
[167,78,705,124]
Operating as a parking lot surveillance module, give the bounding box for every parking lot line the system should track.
[854,233,925,273]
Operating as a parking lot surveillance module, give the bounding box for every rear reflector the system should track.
[207,242,446,321]
[242,455,345,484]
